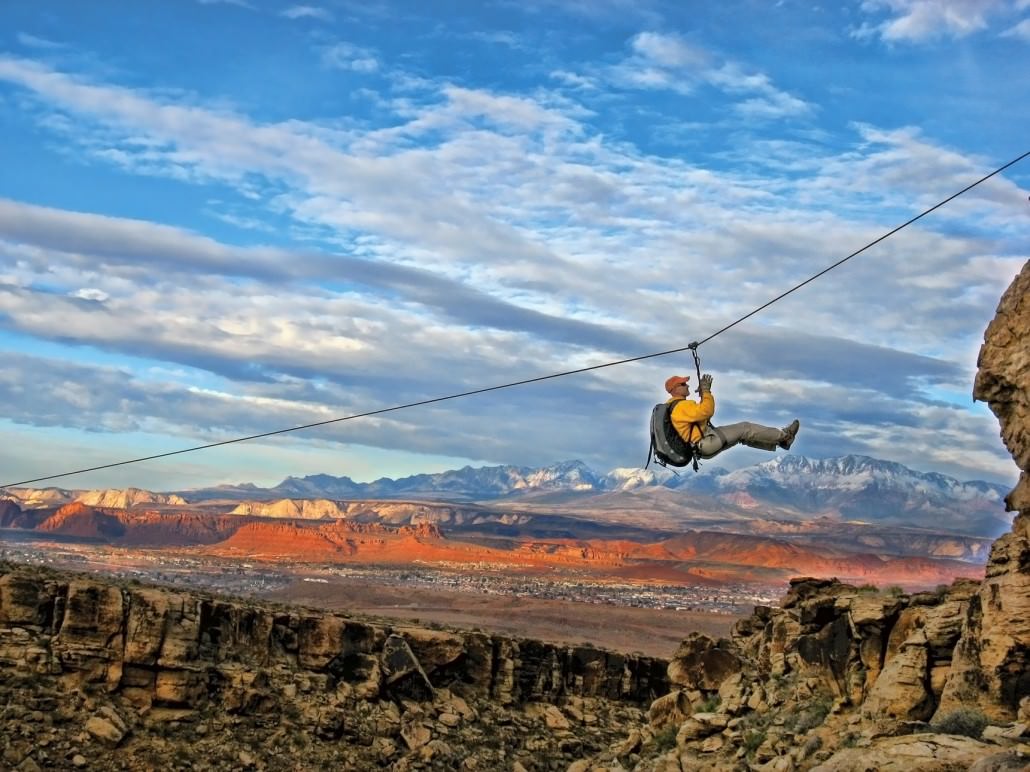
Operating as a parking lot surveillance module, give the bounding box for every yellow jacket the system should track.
[667,393,715,444]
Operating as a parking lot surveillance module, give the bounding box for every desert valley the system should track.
[0,454,1005,657]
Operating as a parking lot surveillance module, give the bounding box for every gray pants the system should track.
[697,422,782,459]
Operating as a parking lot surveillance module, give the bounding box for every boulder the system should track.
[544,704,571,730]
[297,614,348,670]
[648,689,692,729]
[54,580,124,684]
[973,259,1030,511]
[811,732,994,771]
[675,712,729,744]
[667,633,742,692]
[381,634,434,701]
[0,573,57,628]
[84,715,125,747]
[862,630,933,721]
[395,626,466,677]
[153,669,206,707]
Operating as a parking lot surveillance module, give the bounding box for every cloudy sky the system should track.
[0,0,1027,491]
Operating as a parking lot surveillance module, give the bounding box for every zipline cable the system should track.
[3,150,1028,488]
[691,150,1030,347]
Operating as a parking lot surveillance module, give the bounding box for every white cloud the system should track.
[1000,17,1030,37]
[282,5,334,22]
[70,288,110,302]
[16,33,64,49]
[196,0,254,7]
[606,32,812,119]
[857,0,1013,42]
[468,30,525,50]
[734,91,813,119]
[549,70,597,89]
[630,31,708,68]
[322,42,379,72]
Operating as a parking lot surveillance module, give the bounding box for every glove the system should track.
[699,374,713,394]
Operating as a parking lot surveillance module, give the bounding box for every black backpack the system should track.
[646,399,700,471]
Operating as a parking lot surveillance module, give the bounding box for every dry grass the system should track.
[266,578,737,658]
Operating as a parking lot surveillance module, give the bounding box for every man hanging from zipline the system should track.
[647,340,801,471]
[663,373,800,461]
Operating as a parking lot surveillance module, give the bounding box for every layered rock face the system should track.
[0,564,666,770]
[974,260,1030,513]
[571,580,1028,770]
[936,260,1030,723]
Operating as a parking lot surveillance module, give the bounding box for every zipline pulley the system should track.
[688,342,702,395]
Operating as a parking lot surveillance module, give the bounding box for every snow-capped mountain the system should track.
[262,455,1011,536]
[672,455,1011,535]
[601,467,677,491]
[271,461,604,501]
[707,456,1006,501]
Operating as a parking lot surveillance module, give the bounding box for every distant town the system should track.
[0,538,781,615]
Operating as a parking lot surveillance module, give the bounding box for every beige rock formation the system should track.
[937,260,1030,722]
[229,498,347,519]
[667,632,743,691]
[809,733,995,771]
[974,259,1030,512]
[76,488,188,508]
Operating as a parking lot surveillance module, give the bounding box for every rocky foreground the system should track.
[0,561,669,771]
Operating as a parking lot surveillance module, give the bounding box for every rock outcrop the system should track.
[574,579,1027,770]
[230,498,348,519]
[0,563,666,770]
[75,488,189,509]
[569,261,1030,771]
[974,261,1030,513]
[935,259,1030,723]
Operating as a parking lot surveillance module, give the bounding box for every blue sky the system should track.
[0,0,1027,491]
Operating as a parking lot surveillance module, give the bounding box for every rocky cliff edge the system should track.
[0,563,666,771]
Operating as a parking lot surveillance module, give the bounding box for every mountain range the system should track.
[218,455,1012,537]
[1,454,1009,589]
[2,455,1012,538]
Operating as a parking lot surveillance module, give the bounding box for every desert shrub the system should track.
[885,585,905,597]
[856,583,879,593]
[794,695,833,733]
[652,724,677,752]
[840,731,859,748]
[283,702,301,721]
[801,734,823,758]
[698,695,721,713]
[930,707,989,739]
[171,748,192,766]
[743,728,767,758]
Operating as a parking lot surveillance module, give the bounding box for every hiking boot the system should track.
[778,419,800,450]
